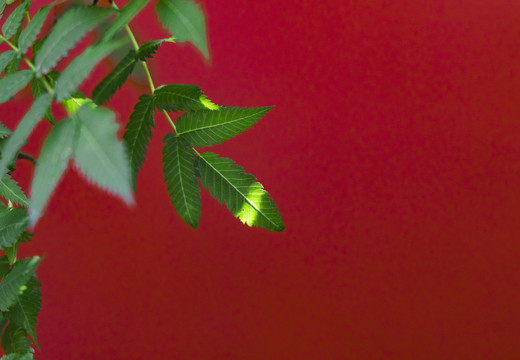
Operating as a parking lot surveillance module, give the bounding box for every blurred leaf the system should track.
[1,0,29,40]
[17,4,52,54]
[0,51,16,74]
[1,322,31,354]
[0,70,33,104]
[155,0,209,58]
[101,0,150,43]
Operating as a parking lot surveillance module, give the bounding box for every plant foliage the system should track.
[0,0,284,356]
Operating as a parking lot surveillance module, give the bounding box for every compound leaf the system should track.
[197,152,284,231]
[162,134,201,228]
[0,256,40,312]
[0,51,16,74]
[155,0,208,58]
[153,84,218,112]
[1,0,29,41]
[0,207,28,250]
[0,94,51,177]
[0,70,33,104]
[5,277,41,348]
[92,49,136,105]
[177,106,272,147]
[34,6,113,76]
[74,104,133,204]
[101,0,150,43]
[0,174,29,207]
[136,38,173,61]
[123,94,155,190]
[29,118,76,225]
[17,4,52,54]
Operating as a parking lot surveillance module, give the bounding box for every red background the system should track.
[3,0,520,358]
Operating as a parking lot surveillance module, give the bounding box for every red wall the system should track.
[4,0,520,358]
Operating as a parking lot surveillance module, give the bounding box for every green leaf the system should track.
[153,84,219,112]
[17,4,52,54]
[4,55,21,75]
[101,0,150,43]
[5,277,41,348]
[29,75,54,124]
[162,134,201,228]
[0,256,10,278]
[0,94,51,177]
[0,70,33,104]
[1,0,29,41]
[0,207,28,249]
[0,174,29,207]
[0,0,5,20]
[74,104,133,204]
[155,0,209,58]
[92,49,137,105]
[0,51,16,74]
[55,39,126,101]
[136,38,173,61]
[0,256,40,312]
[29,118,76,225]
[1,322,30,354]
[177,106,272,147]
[0,353,34,360]
[4,243,18,264]
[197,152,284,231]
[0,122,12,139]
[123,94,155,190]
[34,6,113,76]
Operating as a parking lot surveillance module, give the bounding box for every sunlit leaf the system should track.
[197,152,284,231]
[30,118,76,225]
[177,106,272,147]
[153,84,218,112]
[34,7,113,76]
[162,134,201,228]
[74,104,133,204]
[123,94,155,190]
[155,0,209,58]
[92,49,136,105]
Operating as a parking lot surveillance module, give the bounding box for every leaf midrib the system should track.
[178,111,259,136]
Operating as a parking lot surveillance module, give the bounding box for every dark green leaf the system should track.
[0,121,12,139]
[0,70,33,104]
[0,94,51,177]
[0,50,16,74]
[4,55,21,75]
[29,75,54,124]
[92,49,136,105]
[136,38,173,61]
[197,152,284,231]
[29,118,76,225]
[162,134,201,228]
[55,39,126,101]
[74,104,133,204]
[4,242,17,264]
[0,174,29,207]
[0,256,40,311]
[101,0,150,43]
[34,7,113,76]
[177,106,272,147]
[5,277,41,348]
[0,207,28,249]
[0,352,34,359]
[1,0,29,40]
[155,0,209,58]
[153,84,218,112]
[123,94,155,190]
[17,4,52,54]
[0,256,10,278]
[1,322,30,354]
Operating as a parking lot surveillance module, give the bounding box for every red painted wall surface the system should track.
[3,0,520,358]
